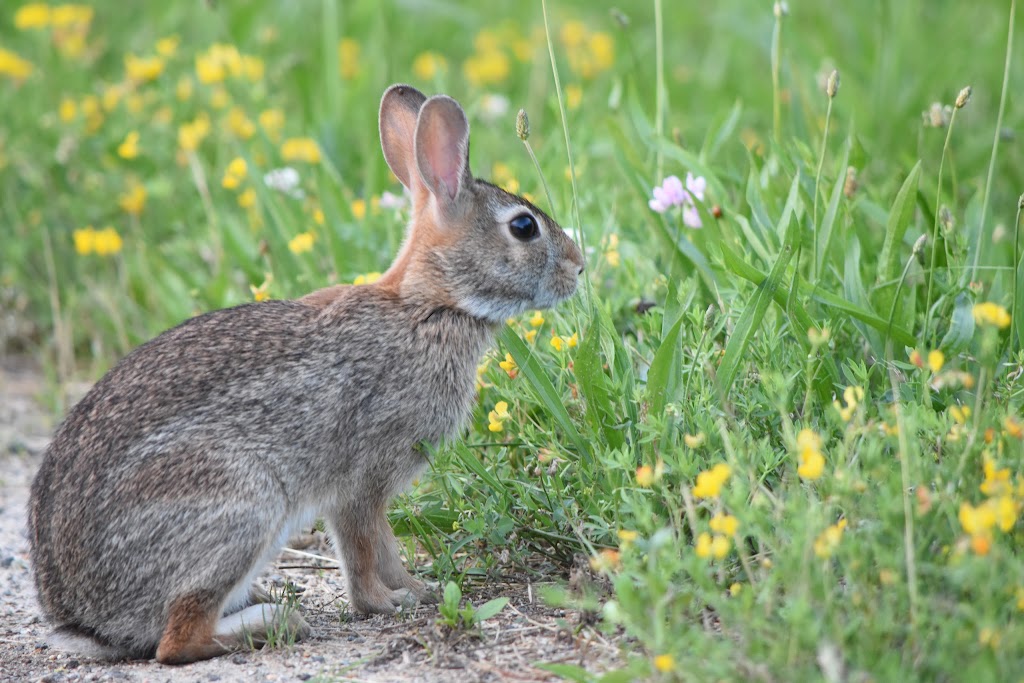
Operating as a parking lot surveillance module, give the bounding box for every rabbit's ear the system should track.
[379,84,428,191]
[414,95,471,215]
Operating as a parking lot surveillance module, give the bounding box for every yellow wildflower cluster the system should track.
[947,405,971,442]
[498,352,517,379]
[463,29,513,86]
[194,43,264,84]
[603,233,620,267]
[813,519,847,558]
[118,182,146,216]
[226,107,256,139]
[559,20,615,79]
[72,226,123,256]
[653,654,676,673]
[909,348,945,373]
[288,232,314,254]
[15,4,93,59]
[833,386,864,422]
[259,109,285,142]
[124,54,165,83]
[589,548,621,572]
[693,463,731,499]
[413,51,448,81]
[352,272,382,286]
[973,302,1011,329]
[178,113,211,152]
[117,131,140,159]
[635,460,664,487]
[221,157,247,190]
[684,432,705,449]
[796,428,825,480]
[550,332,578,352]
[0,47,34,81]
[958,453,1021,555]
[249,273,272,302]
[696,513,738,560]
[488,400,510,433]
[338,38,361,80]
[281,137,321,164]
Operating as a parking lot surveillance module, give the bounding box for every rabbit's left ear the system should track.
[379,84,428,193]
[414,95,471,217]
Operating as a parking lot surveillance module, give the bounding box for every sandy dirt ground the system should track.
[0,357,622,683]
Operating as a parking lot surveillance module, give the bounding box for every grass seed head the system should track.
[955,85,972,109]
[826,70,840,98]
[515,109,530,141]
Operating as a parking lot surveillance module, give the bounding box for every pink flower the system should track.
[648,172,707,228]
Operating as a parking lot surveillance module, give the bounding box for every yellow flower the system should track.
[981,458,1011,496]
[50,5,92,28]
[995,496,1017,532]
[589,548,620,572]
[178,115,210,152]
[72,226,95,255]
[155,35,179,57]
[909,349,923,368]
[928,349,945,373]
[529,311,545,327]
[813,519,847,559]
[117,131,140,159]
[288,231,315,254]
[605,250,620,267]
[498,352,517,378]
[693,463,731,499]
[950,405,971,425]
[313,207,325,225]
[550,335,566,352]
[225,107,256,139]
[15,4,50,29]
[124,54,164,83]
[588,32,614,71]
[729,582,742,596]
[959,501,996,536]
[653,654,675,673]
[351,198,367,220]
[617,529,638,545]
[210,86,230,109]
[58,97,77,123]
[242,55,264,81]
[463,49,510,86]
[238,188,256,209]
[488,400,510,432]
[565,83,583,110]
[337,38,361,79]
[118,182,146,215]
[0,48,33,81]
[833,386,864,422]
[684,432,705,449]
[222,157,247,190]
[259,108,284,141]
[695,532,730,559]
[195,43,242,84]
[636,465,654,487]
[709,513,739,537]
[281,137,321,163]
[413,51,448,81]
[796,428,825,480]
[560,20,587,48]
[92,227,122,255]
[174,75,193,101]
[973,302,1011,329]
[524,329,537,344]
[352,272,382,286]
[249,273,272,302]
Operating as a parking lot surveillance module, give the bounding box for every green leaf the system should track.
[941,291,976,354]
[717,175,801,396]
[575,318,626,449]
[499,326,590,463]
[473,597,509,623]
[443,581,461,608]
[816,136,852,275]
[645,309,688,419]
[536,663,593,682]
[876,161,922,285]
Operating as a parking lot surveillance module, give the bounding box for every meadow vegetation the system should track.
[2,0,1024,679]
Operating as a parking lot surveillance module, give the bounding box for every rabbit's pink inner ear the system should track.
[379,84,428,191]
[415,96,470,205]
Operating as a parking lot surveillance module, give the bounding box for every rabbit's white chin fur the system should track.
[459,296,532,324]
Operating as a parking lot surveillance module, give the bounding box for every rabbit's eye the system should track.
[509,214,539,241]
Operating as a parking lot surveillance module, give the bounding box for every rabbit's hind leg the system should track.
[373,513,437,604]
[156,592,310,664]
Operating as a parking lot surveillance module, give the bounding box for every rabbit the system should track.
[28,83,585,665]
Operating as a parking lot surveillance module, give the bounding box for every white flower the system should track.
[263,167,304,199]
[378,190,408,211]
[479,93,510,122]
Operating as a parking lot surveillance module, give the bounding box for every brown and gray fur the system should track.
[28,84,584,665]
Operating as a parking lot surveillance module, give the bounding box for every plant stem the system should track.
[813,98,834,281]
[654,0,665,179]
[770,7,783,142]
[922,106,959,347]
[970,0,1016,283]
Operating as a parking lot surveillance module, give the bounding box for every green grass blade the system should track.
[816,137,852,276]
[575,317,626,449]
[499,326,590,463]
[645,309,687,419]
[717,175,801,396]
[876,161,922,286]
